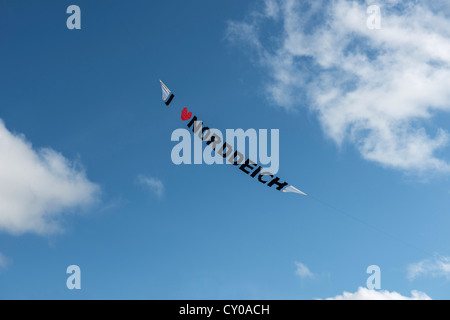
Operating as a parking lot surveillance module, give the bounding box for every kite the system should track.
[159,80,307,196]
[160,80,174,106]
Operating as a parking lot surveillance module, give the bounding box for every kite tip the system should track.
[283,185,307,196]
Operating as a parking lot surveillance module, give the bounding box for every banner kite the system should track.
[159,80,307,196]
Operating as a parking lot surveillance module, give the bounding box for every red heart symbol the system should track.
[181,107,192,121]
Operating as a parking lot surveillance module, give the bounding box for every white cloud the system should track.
[138,175,164,199]
[324,287,431,300]
[408,256,450,280]
[0,120,100,235]
[295,262,314,279]
[227,0,450,173]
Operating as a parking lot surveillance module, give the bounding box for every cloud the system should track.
[0,120,100,235]
[295,262,314,279]
[138,175,164,199]
[324,287,431,300]
[408,256,450,280]
[226,0,450,173]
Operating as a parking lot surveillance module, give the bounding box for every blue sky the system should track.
[0,0,449,299]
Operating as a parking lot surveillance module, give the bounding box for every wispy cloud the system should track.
[324,287,431,300]
[226,0,450,174]
[0,119,100,235]
[0,253,8,269]
[295,262,314,279]
[138,175,164,199]
[408,256,450,281]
